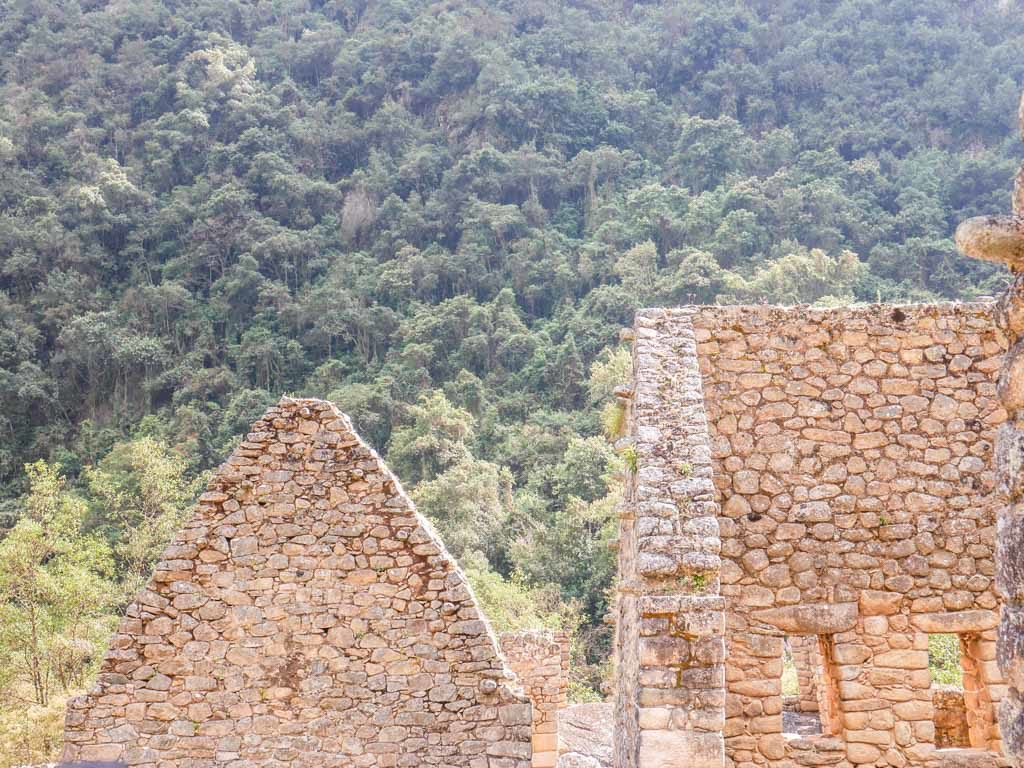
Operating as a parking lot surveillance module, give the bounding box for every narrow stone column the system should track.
[500,630,571,768]
[789,634,821,714]
[956,91,1024,765]
[612,309,726,768]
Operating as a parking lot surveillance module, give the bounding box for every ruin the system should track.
[62,397,533,768]
[614,303,1009,768]
[955,92,1024,768]
[500,631,571,768]
[61,90,1024,768]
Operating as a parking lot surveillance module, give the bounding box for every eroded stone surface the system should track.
[62,397,531,768]
[955,216,1024,269]
[620,304,1009,768]
[956,88,1024,768]
[558,703,613,768]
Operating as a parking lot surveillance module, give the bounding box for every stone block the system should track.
[750,603,858,634]
[638,730,724,768]
[910,611,999,634]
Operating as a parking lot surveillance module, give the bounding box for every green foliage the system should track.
[388,392,476,485]
[601,402,627,441]
[0,693,69,768]
[461,551,566,633]
[0,463,116,707]
[620,446,639,474]
[413,457,515,565]
[84,438,202,597]
[0,0,1022,738]
[720,248,870,306]
[929,634,964,687]
[781,653,800,697]
[588,347,632,405]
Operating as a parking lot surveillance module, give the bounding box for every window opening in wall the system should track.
[929,633,970,749]
[782,636,823,737]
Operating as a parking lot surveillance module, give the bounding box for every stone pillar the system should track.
[956,90,1024,766]
[612,309,726,768]
[500,630,571,768]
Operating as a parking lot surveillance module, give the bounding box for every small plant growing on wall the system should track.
[679,462,693,478]
[879,515,890,527]
[620,446,638,473]
[690,573,707,591]
[602,401,627,441]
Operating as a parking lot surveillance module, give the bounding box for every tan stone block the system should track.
[892,700,933,720]
[859,590,903,615]
[639,730,724,768]
[846,728,892,746]
[872,649,927,670]
[846,742,882,764]
[638,707,672,730]
[532,732,558,752]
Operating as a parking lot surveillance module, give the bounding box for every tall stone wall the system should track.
[613,308,727,768]
[500,630,570,768]
[621,303,1010,768]
[692,304,1007,767]
[63,397,532,768]
[955,90,1024,768]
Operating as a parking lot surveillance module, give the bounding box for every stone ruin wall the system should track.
[695,304,1007,768]
[619,303,1010,768]
[63,397,532,768]
[499,631,571,768]
[613,308,728,768]
[954,90,1024,768]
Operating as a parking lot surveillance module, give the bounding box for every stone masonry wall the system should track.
[955,89,1024,768]
[500,631,570,768]
[63,397,532,768]
[693,304,1007,768]
[613,308,727,768]
[622,303,1010,768]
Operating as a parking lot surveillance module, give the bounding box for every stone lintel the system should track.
[910,611,1000,634]
[955,215,1024,268]
[750,603,859,635]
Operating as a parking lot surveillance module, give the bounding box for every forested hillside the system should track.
[1,0,1023,760]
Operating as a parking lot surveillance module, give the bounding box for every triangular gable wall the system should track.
[64,397,531,768]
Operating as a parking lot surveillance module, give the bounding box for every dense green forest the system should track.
[1,0,1023,761]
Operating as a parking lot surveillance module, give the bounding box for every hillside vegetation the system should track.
[0,0,1023,761]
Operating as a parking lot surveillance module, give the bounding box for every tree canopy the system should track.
[0,0,1022,760]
